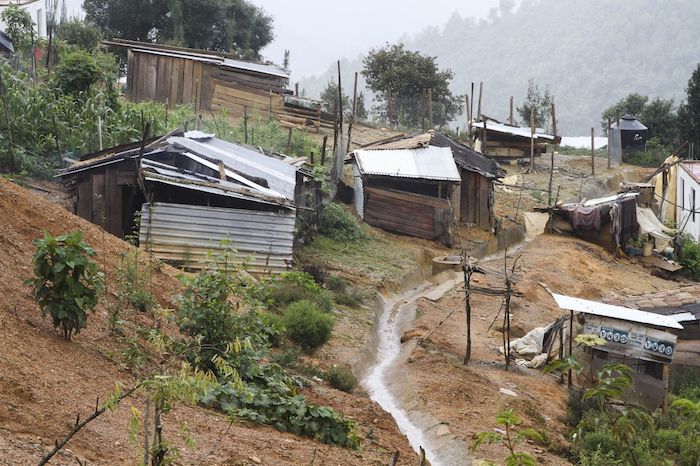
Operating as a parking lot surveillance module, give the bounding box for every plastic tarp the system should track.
[653,155,679,225]
[500,321,561,368]
[524,212,549,240]
[637,206,675,251]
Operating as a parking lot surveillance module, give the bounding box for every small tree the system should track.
[26,231,103,339]
[0,4,34,52]
[471,408,545,465]
[56,19,102,51]
[517,78,553,131]
[319,81,351,121]
[679,63,700,146]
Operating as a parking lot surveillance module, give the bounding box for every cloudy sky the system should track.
[250,0,501,80]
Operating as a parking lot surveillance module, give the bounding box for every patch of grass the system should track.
[324,365,358,393]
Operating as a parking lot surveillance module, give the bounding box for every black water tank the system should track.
[611,116,647,152]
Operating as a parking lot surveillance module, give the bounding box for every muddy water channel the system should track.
[362,273,470,466]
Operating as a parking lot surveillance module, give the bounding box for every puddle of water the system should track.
[362,288,441,466]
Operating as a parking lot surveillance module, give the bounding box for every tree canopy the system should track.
[361,43,461,128]
[601,93,679,146]
[517,78,553,132]
[83,0,273,58]
[679,64,700,146]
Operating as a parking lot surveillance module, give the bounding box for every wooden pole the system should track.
[346,72,358,155]
[477,82,483,120]
[52,116,63,169]
[337,60,344,136]
[509,96,514,125]
[427,87,433,129]
[243,106,248,144]
[97,115,103,151]
[548,102,556,206]
[268,90,273,120]
[530,108,535,171]
[295,82,299,97]
[465,94,471,137]
[321,135,328,165]
[568,309,573,388]
[286,128,293,153]
[310,150,314,165]
[591,127,595,176]
[463,263,472,365]
[662,364,670,415]
[608,117,612,169]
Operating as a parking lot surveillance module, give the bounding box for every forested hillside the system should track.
[300,0,700,135]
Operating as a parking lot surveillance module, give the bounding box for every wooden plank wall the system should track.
[74,164,135,238]
[364,187,453,246]
[129,52,211,110]
[459,170,493,229]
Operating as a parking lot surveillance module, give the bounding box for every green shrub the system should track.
[56,19,102,51]
[325,365,358,393]
[283,300,334,351]
[258,271,334,312]
[116,251,157,313]
[319,203,366,242]
[680,234,700,281]
[26,231,103,339]
[326,275,347,293]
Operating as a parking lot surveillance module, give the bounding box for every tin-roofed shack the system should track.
[359,130,504,231]
[553,293,682,411]
[57,132,320,275]
[107,39,335,132]
[471,116,560,160]
[349,140,462,246]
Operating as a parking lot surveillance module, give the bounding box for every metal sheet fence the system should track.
[139,202,295,275]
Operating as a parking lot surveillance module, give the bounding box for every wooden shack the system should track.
[107,39,333,131]
[351,145,461,246]
[360,130,503,230]
[553,293,683,411]
[57,132,318,274]
[471,116,560,160]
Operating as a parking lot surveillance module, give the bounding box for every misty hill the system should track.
[299,0,700,135]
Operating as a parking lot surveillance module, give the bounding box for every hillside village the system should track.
[1,1,700,466]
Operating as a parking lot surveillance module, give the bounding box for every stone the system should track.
[436,424,451,436]
[499,387,518,397]
[250,456,262,464]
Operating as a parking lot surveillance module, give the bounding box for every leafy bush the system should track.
[680,234,700,281]
[116,250,157,313]
[283,300,334,351]
[26,231,103,339]
[56,19,102,51]
[324,365,358,393]
[319,203,366,242]
[55,49,103,95]
[203,383,360,448]
[325,275,347,293]
[257,271,333,312]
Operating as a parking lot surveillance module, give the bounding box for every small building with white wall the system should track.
[0,0,47,38]
[677,161,700,241]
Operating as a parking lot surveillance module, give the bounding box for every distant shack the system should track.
[107,39,334,132]
[471,116,560,160]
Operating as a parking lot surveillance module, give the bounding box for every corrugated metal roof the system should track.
[354,146,461,181]
[221,58,289,79]
[552,293,684,329]
[141,159,285,206]
[139,202,294,275]
[471,121,557,141]
[168,136,297,200]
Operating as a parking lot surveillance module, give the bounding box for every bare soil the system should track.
[398,234,678,464]
[0,177,417,465]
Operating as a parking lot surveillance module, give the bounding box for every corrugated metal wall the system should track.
[139,202,295,275]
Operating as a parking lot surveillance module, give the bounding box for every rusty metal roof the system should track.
[354,146,461,181]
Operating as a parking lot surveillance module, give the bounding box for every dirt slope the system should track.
[400,234,680,464]
[0,177,416,465]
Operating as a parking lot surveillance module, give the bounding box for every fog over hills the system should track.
[299,0,700,135]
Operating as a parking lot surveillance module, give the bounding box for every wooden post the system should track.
[662,363,670,415]
[243,105,248,144]
[321,135,328,165]
[568,309,574,388]
[286,128,293,153]
[465,94,471,136]
[295,82,299,97]
[310,151,315,165]
[530,108,535,171]
[337,60,344,136]
[346,72,358,155]
[591,127,595,176]
[608,117,612,169]
[470,82,475,124]
[0,71,15,170]
[217,162,227,180]
[548,102,556,206]
[509,96,514,125]
[52,116,63,169]
[386,92,392,126]
[268,90,273,120]
[477,82,483,120]
[97,115,103,151]
[427,87,433,129]
[463,263,472,365]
